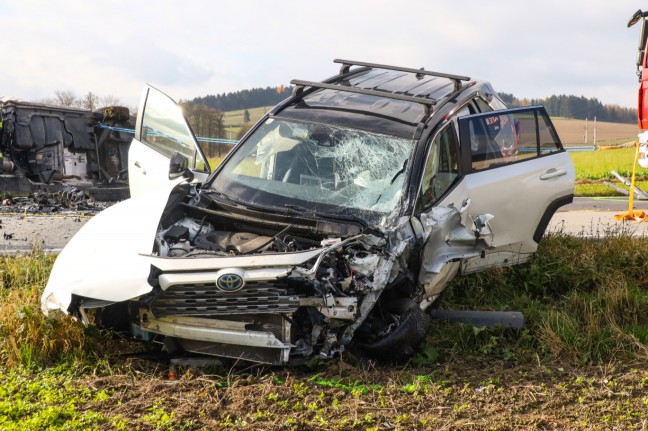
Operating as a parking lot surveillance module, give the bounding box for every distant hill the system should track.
[499,93,637,124]
[191,86,292,112]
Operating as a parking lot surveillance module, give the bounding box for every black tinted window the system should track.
[458,107,562,172]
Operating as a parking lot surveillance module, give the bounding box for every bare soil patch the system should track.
[552,118,638,146]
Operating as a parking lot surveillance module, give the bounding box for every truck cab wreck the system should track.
[41,60,575,365]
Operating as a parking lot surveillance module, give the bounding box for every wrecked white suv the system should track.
[42,60,575,365]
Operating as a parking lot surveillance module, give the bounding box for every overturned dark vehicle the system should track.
[0,99,133,200]
[42,60,575,365]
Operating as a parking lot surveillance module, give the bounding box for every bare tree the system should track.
[82,91,100,110]
[39,97,57,105]
[99,94,121,107]
[54,90,77,107]
[180,102,225,157]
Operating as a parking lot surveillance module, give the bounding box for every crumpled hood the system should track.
[41,190,172,315]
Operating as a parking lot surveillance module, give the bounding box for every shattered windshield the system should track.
[209,118,414,225]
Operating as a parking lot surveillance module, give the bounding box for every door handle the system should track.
[133,161,146,175]
[540,168,566,180]
[459,198,472,214]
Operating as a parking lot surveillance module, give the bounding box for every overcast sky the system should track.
[0,1,644,109]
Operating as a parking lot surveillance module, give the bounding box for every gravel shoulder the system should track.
[0,213,90,253]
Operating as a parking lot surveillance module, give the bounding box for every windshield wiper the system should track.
[284,204,368,229]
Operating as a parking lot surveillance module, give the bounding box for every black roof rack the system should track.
[290,79,437,116]
[290,60,472,119]
[334,59,470,92]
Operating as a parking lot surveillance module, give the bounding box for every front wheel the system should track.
[350,298,431,363]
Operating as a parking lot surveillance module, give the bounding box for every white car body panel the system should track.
[129,85,210,198]
[41,189,171,314]
[128,137,185,198]
[439,151,574,246]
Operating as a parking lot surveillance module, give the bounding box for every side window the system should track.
[451,105,473,136]
[419,126,459,209]
[458,107,562,172]
[140,89,207,171]
[474,97,494,113]
[475,95,508,111]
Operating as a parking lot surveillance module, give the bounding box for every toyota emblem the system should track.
[216,273,244,292]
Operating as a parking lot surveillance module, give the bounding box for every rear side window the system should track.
[417,125,459,209]
[458,106,562,172]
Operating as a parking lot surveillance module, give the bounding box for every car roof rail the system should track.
[290,79,437,117]
[334,59,471,92]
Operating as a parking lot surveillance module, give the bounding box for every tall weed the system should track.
[0,254,94,367]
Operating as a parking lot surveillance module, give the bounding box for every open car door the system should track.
[442,106,575,273]
[129,85,210,197]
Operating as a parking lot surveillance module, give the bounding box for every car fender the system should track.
[41,188,172,315]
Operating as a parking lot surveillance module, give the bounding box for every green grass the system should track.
[222,106,272,136]
[0,366,115,430]
[569,147,638,180]
[568,146,648,197]
[432,231,648,365]
[574,180,648,197]
[3,231,648,369]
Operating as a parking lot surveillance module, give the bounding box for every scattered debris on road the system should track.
[1,187,112,215]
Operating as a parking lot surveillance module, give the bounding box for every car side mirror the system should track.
[168,152,193,181]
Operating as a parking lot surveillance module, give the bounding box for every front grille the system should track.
[150,281,299,317]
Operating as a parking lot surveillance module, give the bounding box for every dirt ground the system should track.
[77,357,648,430]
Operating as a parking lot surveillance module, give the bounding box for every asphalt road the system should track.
[560,196,647,212]
[549,196,648,237]
[0,213,90,253]
[0,197,646,253]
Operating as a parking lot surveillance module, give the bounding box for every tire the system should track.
[88,186,130,202]
[351,298,431,363]
[95,302,131,334]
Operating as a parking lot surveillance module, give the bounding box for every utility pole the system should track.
[593,116,597,146]
[585,117,588,144]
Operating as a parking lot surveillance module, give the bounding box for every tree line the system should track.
[191,86,292,111]
[498,93,637,124]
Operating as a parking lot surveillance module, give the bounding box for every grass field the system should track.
[2,232,648,429]
[222,106,272,137]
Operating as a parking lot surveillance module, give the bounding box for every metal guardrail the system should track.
[565,145,596,152]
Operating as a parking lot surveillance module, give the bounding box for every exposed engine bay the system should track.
[112,187,433,365]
